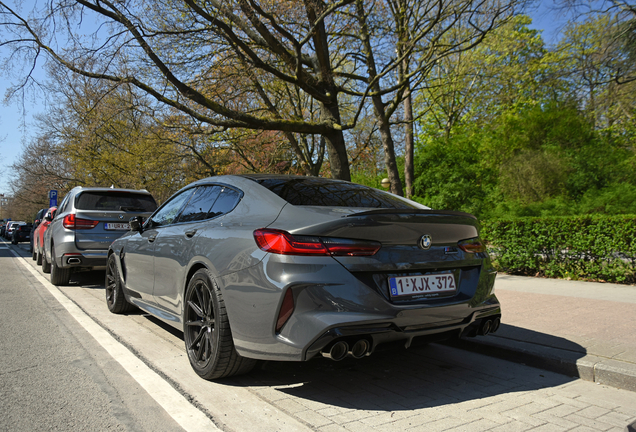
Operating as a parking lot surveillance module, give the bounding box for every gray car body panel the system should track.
[109,175,500,362]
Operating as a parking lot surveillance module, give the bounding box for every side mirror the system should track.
[129,216,145,233]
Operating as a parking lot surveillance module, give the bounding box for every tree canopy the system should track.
[1,1,634,220]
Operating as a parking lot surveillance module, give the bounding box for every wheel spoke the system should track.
[185,320,204,327]
[106,277,116,290]
[187,300,204,318]
[195,283,205,312]
[195,333,206,361]
[189,328,205,352]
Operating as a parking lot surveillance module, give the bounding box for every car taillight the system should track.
[63,214,99,230]
[458,237,486,253]
[253,228,381,256]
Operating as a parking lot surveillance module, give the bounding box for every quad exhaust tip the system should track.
[350,339,370,359]
[322,339,371,361]
[322,341,349,361]
[491,317,501,333]
[478,317,501,336]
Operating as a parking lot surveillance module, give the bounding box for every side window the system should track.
[209,187,241,218]
[176,186,222,223]
[57,195,71,215]
[150,189,195,227]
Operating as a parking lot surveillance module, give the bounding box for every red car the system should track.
[33,207,57,265]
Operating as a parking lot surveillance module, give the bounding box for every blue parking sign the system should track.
[49,190,58,207]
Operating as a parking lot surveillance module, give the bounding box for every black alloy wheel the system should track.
[183,269,255,380]
[105,254,136,314]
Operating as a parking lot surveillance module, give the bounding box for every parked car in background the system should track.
[3,221,13,239]
[30,208,47,252]
[33,207,57,264]
[43,187,157,286]
[12,223,33,244]
[105,175,501,381]
[0,225,5,238]
[6,221,25,240]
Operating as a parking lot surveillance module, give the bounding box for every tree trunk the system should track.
[320,98,351,181]
[404,87,414,199]
[304,0,351,181]
[371,95,404,196]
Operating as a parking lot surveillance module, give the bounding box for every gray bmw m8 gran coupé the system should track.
[106,174,501,380]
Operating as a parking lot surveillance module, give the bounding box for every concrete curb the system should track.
[444,335,636,393]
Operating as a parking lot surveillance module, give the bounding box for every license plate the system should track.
[389,272,457,299]
[104,222,130,230]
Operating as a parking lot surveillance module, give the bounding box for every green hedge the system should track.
[480,215,636,284]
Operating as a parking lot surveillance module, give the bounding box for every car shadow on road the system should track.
[224,332,585,412]
[68,270,107,288]
[486,323,586,353]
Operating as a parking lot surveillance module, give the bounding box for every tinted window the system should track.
[254,177,418,209]
[177,186,222,223]
[76,191,157,212]
[150,189,195,227]
[208,188,241,217]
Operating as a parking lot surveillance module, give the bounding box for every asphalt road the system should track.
[0,241,185,432]
[2,238,636,432]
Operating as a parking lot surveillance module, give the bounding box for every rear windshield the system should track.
[75,192,157,212]
[253,177,420,209]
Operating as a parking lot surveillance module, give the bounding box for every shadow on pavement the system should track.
[487,323,586,353]
[222,333,586,411]
[69,270,107,288]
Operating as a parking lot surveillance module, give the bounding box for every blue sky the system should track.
[0,0,576,198]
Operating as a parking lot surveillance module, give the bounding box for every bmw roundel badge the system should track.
[418,235,432,250]
[118,214,125,220]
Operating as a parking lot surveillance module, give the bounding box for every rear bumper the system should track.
[220,254,500,362]
[304,307,501,361]
[57,249,108,270]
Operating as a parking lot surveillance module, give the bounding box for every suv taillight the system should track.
[63,214,99,230]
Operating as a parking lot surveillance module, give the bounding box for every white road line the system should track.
[11,248,220,432]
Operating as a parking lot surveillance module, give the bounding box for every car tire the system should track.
[41,249,51,273]
[50,245,71,286]
[36,248,43,266]
[183,269,256,380]
[105,254,136,314]
[32,246,37,260]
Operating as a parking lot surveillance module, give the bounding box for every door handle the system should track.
[185,229,197,238]
[148,234,157,243]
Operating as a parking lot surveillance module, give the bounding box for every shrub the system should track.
[481,215,636,284]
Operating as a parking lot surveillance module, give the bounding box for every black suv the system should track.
[12,223,33,244]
